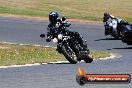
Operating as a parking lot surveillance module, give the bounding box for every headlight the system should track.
[58,34,63,40]
[53,38,58,44]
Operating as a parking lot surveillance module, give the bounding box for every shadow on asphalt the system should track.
[47,63,71,64]
[42,61,88,65]
[94,38,121,41]
[40,62,72,65]
[113,47,132,49]
[107,47,132,50]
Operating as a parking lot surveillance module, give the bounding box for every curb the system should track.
[95,53,122,60]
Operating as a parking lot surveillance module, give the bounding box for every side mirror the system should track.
[62,16,67,21]
[40,34,45,38]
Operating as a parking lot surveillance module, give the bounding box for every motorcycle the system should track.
[40,22,93,64]
[118,21,132,45]
[104,19,120,38]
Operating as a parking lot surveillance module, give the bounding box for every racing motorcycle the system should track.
[40,22,93,64]
[118,21,132,45]
[104,19,120,38]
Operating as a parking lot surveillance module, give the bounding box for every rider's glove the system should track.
[40,34,45,38]
[46,36,52,42]
[63,22,71,27]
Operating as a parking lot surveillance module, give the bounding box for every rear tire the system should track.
[61,45,77,64]
[126,39,132,45]
[83,53,93,63]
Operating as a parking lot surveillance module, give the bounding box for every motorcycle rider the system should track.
[103,12,130,35]
[103,12,122,25]
[46,11,88,52]
[103,12,121,35]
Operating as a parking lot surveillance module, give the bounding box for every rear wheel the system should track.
[126,39,132,45]
[61,45,77,64]
[83,53,93,63]
[122,37,127,43]
[127,42,132,45]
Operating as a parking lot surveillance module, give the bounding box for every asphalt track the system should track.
[0,17,132,88]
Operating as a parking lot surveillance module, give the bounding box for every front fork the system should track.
[56,43,63,54]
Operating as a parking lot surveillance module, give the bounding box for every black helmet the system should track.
[104,12,109,16]
[104,12,111,19]
[49,11,59,23]
[62,16,67,21]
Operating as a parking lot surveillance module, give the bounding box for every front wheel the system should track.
[112,31,119,39]
[104,29,109,36]
[61,45,77,64]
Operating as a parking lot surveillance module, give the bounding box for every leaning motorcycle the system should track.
[40,23,93,64]
[118,21,132,45]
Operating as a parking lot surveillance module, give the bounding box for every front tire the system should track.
[105,29,109,36]
[112,31,119,39]
[61,45,77,64]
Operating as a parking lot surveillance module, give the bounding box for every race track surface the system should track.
[0,17,132,88]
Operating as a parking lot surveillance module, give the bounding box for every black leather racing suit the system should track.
[46,19,87,50]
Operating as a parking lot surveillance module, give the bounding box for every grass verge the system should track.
[0,0,132,22]
[0,43,111,66]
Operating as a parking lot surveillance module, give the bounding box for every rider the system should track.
[103,12,129,26]
[103,12,122,24]
[103,12,123,35]
[103,12,130,34]
[46,11,88,51]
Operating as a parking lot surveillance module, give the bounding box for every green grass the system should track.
[91,51,110,59]
[0,43,110,66]
[0,0,132,22]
